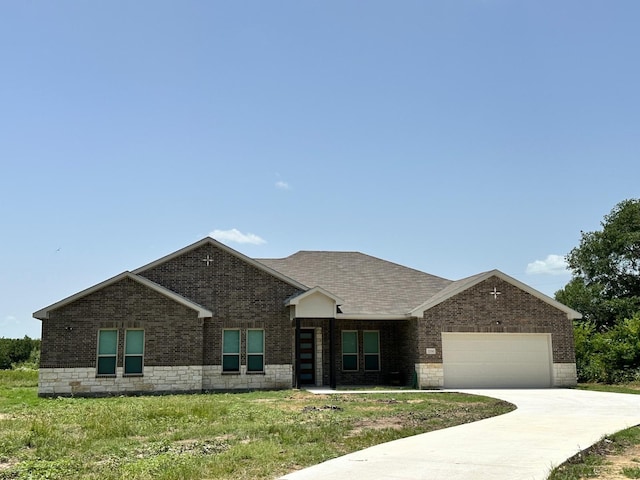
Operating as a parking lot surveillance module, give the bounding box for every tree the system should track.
[0,336,40,369]
[557,199,640,330]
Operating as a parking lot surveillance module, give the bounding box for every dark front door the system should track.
[298,329,315,385]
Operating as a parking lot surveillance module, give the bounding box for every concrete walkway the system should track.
[279,388,640,480]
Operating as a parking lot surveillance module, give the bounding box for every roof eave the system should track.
[133,237,309,291]
[285,286,345,307]
[410,269,582,320]
[33,272,213,320]
[336,313,415,321]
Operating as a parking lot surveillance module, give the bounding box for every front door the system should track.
[298,329,315,385]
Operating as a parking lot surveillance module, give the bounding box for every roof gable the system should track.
[133,237,308,291]
[410,269,582,320]
[33,272,213,320]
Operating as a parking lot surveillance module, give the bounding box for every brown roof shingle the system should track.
[258,251,452,315]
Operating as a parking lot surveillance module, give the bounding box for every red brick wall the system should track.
[138,243,303,366]
[40,277,203,368]
[299,319,415,386]
[41,243,304,371]
[417,276,576,364]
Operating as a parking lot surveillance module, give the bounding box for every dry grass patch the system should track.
[0,371,513,480]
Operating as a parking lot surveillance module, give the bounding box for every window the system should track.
[222,329,240,372]
[97,329,117,375]
[342,331,358,371]
[363,331,380,371]
[247,329,264,372]
[124,329,144,375]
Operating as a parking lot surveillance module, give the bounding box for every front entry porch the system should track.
[293,318,415,389]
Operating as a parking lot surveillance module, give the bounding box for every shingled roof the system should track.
[257,251,452,316]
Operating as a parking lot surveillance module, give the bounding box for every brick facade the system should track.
[298,319,415,387]
[40,277,204,369]
[139,244,302,367]
[36,240,577,396]
[39,242,303,396]
[417,276,575,365]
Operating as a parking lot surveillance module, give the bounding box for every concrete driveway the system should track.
[279,389,640,480]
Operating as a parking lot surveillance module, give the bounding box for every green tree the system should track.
[557,199,640,330]
[0,336,40,369]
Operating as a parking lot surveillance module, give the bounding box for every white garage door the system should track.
[442,333,552,388]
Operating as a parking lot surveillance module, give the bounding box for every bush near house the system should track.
[0,337,40,370]
[574,314,640,383]
[555,199,640,384]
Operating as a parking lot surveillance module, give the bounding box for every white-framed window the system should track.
[247,329,264,372]
[124,329,144,375]
[363,330,380,371]
[342,330,358,371]
[97,329,118,376]
[222,329,241,372]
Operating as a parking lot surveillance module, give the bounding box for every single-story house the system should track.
[34,237,580,396]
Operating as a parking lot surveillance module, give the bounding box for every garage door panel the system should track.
[442,333,552,388]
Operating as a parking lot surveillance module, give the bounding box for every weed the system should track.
[624,466,640,478]
[0,371,513,479]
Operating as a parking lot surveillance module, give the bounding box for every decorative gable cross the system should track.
[202,255,214,266]
[489,287,502,300]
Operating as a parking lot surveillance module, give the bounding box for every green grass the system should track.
[548,384,640,480]
[548,428,640,480]
[0,370,513,479]
[577,382,640,395]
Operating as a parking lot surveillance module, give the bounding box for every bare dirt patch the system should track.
[0,459,18,472]
[582,444,640,479]
[347,417,405,437]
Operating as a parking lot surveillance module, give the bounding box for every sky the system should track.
[1,1,639,339]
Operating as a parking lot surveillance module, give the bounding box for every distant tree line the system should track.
[0,336,40,370]
[556,199,640,383]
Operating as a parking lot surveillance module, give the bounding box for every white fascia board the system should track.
[132,237,308,291]
[285,286,344,307]
[410,269,582,320]
[34,271,132,320]
[33,272,213,320]
[336,313,414,321]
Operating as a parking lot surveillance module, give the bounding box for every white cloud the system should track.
[3,315,17,325]
[209,228,266,245]
[275,180,290,190]
[526,254,569,275]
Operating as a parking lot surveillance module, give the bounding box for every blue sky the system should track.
[2,1,639,339]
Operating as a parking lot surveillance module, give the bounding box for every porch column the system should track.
[329,317,336,389]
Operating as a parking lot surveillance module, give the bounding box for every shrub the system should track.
[575,314,640,383]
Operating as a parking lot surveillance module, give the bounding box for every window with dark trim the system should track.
[97,329,117,375]
[342,331,358,371]
[247,329,264,372]
[363,330,380,371]
[124,329,144,375]
[222,329,240,372]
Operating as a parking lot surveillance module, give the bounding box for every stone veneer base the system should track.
[39,364,294,397]
[553,363,578,387]
[415,362,578,389]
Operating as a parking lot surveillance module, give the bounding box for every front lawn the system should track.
[0,370,513,479]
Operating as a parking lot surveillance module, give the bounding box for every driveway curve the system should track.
[280,389,640,480]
